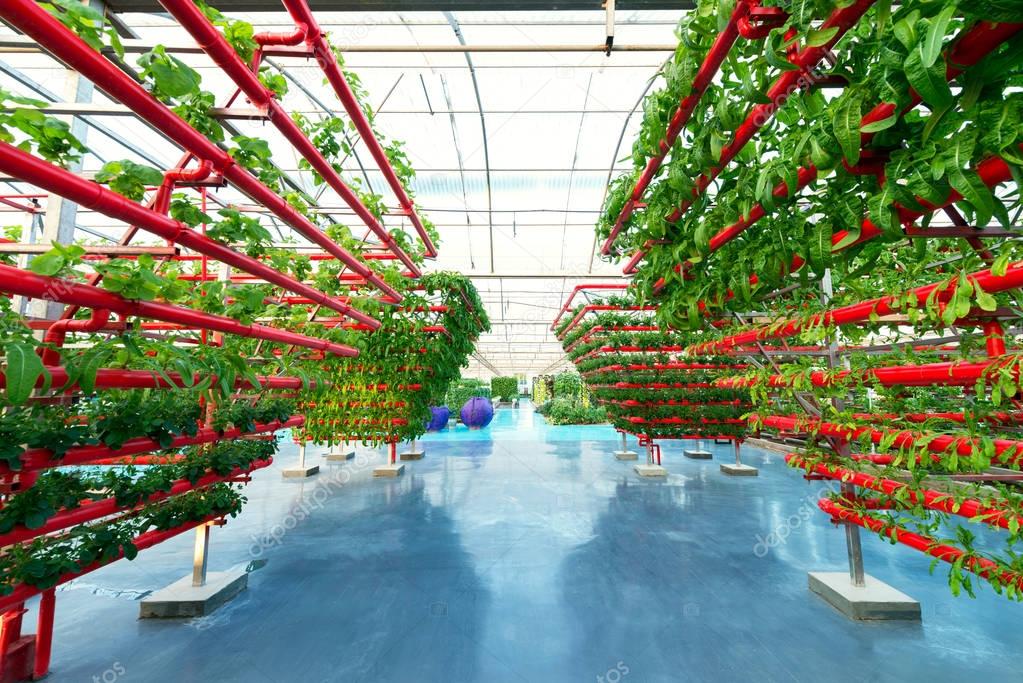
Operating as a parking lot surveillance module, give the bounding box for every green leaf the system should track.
[860,113,897,134]
[806,27,839,48]
[3,341,50,405]
[923,5,957,69]
[905,45,953,109]
[834,92,863,166]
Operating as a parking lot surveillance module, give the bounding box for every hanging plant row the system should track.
[595,0,1023,602]
[554,292,751,445]
[0,1,489,674]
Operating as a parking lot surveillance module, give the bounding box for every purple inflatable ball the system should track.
[460,397,494,430]
[427,406,450,432]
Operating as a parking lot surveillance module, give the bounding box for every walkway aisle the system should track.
[46,404,1023,682]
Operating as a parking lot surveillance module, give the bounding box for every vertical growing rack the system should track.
[596,0,1023,605]
[0,1,483,678]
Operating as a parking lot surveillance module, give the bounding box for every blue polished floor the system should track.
[42,404,1023,682]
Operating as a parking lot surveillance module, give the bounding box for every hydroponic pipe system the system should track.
[0,460,274,547]
[0,264,358,357]
[598,0,784,256]
[8,417,304,476]
[0,0,402,304]
[154,0,423,276]
[0,140,378,328]
[280,0,438,259]
[690,260,1023,354]
[0,368,320,393]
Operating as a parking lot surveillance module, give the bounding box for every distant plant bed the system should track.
[491,377,518,402]
[537,399,607,426]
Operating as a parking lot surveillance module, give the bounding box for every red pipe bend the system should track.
[40,308,110,366]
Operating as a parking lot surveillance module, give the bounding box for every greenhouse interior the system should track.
[0,0,1022,680]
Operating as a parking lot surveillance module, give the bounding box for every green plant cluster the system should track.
[302,273,490,446]
[536,399,607,426]
[558,307,750,438]
[491,377,518,402]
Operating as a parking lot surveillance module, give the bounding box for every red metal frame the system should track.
[0,141,378,327]
[0,0,402,303]
[0,264,357,357]
[280,0,437,259]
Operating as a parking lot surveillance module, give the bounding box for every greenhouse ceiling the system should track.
[0,7,686,377]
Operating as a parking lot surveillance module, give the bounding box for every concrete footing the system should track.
[614,450,638,461]
[373,463,406,478]
[282,465,319,478]
[808,572,920,621]
[684,449,712,460]
[400,450,425,461]
[324,451,355,462]
[721,463,759,476]
[634,464,668,477]
[140,566,248,618]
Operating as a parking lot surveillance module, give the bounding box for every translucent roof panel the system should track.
[0,8,683,377]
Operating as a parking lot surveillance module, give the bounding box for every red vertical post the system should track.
[32,589,55,680]
[0,605,26,675]
[983,321,1006,358]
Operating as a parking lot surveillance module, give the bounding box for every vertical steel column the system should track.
[822,269,866,587]
[192,524,210,587]
[621,431,628,453]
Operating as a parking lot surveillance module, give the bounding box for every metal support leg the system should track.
[32,589,55,680]
[621,432,627,452]
[297,442,307,470]
[192,524,210,588]
[734,441,741,465]
[822,269,866,587]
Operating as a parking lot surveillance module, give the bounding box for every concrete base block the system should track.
[614,450,638,461]
[808,572,921,621]
[400,450,425,461]
[282,465,319,478]
[373,463,406,478]
[634,464,668,478]
[140,566,248,619]
[721,463,759,476]
[324,450,355,462]
[684,449,713,460]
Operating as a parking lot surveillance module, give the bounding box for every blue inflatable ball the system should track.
[460,397,494,430]
[426,405,450,432]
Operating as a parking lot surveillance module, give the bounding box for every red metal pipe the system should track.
[32,589,54,680]
[0,264,357,357]
[0,367,320,392]
[665,0,876,225]
[818,498,1023,591]
[0,516,219,615]
[0,459,273,547]
[762,414,1023,469]
[0,0,400,304]
[281,0,437,259]
[557,305,658,340]
[788,454,1020,530]
[692,260,1023,353]
[5,417,302,476]
[0,141,378,327]
[40,308,110,366]
[719,357,1019,390]
[599,0,754,256]
[551,284,630,330]
[155,0,422,276]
